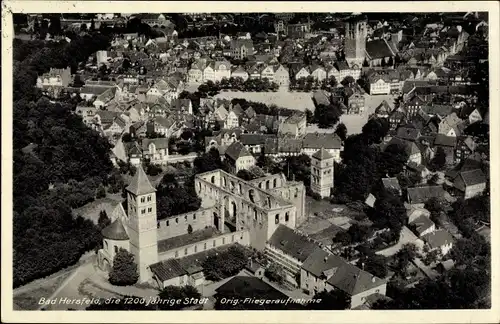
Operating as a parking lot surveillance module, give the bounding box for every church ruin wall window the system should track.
[167,220,169,226]
[204,242,207,250]
[285,212,290,222]
[184,248,188,255]
[275,214,279,224]
[175,251,179,257]
[176,218,179,224]
[193,213,196,220]
[222,237,225,244]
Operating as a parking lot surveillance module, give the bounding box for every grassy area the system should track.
[13,270,75,310]
[73,194,123,223]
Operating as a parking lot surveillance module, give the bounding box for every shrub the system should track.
[109,248,139,286]
[95,184,106,199]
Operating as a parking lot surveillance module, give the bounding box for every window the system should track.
[141,197,145,203]
[141,209,146,214]
[193,214,196,220]
[157,222,160,228]
[166,220,169,226]
[194,245,197,253]
[213,240,216,247]
[184,215,187,221]
[148,207,152,213]
[114,246,118,253]
[176,218,179,224]
[285,212,290,222]
[275,214,279,224]
[222,237,225,244]
[175,251,179,257]
[184,248,188,255]
[204,242,207,250]
[232,235,235,242]
[147,195,152,202]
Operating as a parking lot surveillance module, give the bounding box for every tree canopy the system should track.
[13,34,113,287]
[108,248,139,286]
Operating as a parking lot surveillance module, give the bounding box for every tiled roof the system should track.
[225,141,252,161]
[396,126,420,141]
[302,248,385,295]
[409,215,435,235]
[422,229,454,249]
[303,133,342,150]
[101,218,129,241]
[381,177,401,192]
[407,186,446,204]
[240,134,275,146]
[365,39,395,59]
[312,148,333,160]
[434,134,457,147]
[459,169,486,186]
[267,225,318,263]
[125,164,156,195]
[142,137,169,150]
[149,259,187,282]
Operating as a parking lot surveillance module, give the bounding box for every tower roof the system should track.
[312,148,333,160]
[102,218,129,241]
[126,164,156,195]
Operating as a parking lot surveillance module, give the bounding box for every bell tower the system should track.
[344,17,367,68]
[125,165,158,282]
[310,148,334,198]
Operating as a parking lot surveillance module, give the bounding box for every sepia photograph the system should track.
[2,1,499,323]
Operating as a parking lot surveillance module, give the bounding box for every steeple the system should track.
[126,164,156,196]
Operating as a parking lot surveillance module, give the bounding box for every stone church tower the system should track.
[310,148,334,198]
[344,17,368,68]
[125,165,158,282]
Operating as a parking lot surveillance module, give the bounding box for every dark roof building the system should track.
[101,218,129,241]
[267,225,318,263]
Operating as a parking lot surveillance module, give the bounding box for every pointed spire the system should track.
[126,164,156,196]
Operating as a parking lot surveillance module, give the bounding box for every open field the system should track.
[213,90,316,111]
[73,194,123,223]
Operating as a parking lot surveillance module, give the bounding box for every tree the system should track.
[359,254,388,278]
[422,249,441,266]
[187,224,193,234]
[157,285,201,310]
[393,243,418,274]
[431,147,447,170]
[109,248,139,286]
[203,245,250,281]
[334,123,348,141]
[379,143,409,176]
[347,224,372,243]
[265,263,285,284]
[96,184,106,199]
[372,190,406,236]
[193,148,223,174]
[315,103,341,128]
[180,129,194,141]
[341,75,355,87]
[305,108,314,124]
[309,289,351,310]
[98,210,111,229]
[362,117,390,144]
[236,169,256,181]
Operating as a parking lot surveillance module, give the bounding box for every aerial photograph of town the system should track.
[10,10,491,312]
